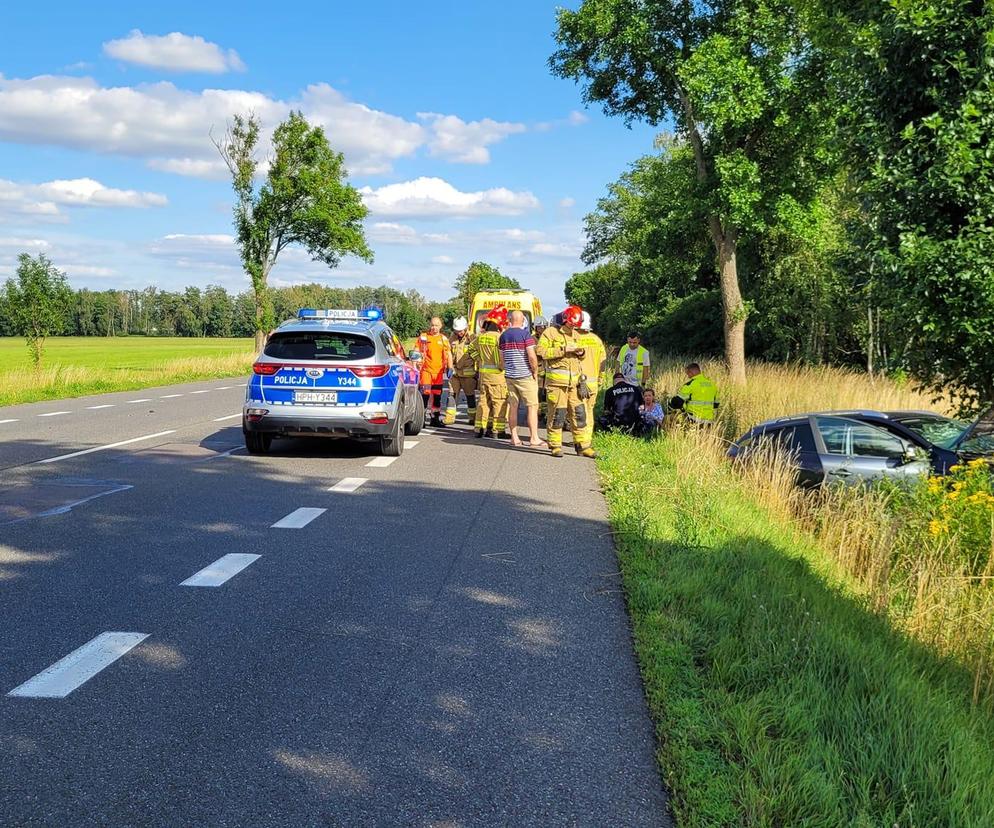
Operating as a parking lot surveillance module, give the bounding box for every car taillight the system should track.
[349,365,390,378]
[253,362,281,375]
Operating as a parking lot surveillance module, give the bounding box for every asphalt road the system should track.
[0,378,670,827]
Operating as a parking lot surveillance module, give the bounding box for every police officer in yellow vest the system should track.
[618,331,650,387]
[469,309,509,438]
[444,316,476,425]
[670,362,719,424]
[576,311,606,448]
[536,305,595,458]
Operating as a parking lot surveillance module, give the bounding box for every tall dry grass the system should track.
[646,357,994,706]
[0,352,255,406]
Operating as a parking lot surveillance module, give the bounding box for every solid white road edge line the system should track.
[213,413,242,421]
[181,553,261,587]
[38,411,71,417]
[36,430,177,464]
[7,632,149,699]
[86,404,115,410]
[329,477,367,493]
[365,456,397,468]
[271,507,326,529]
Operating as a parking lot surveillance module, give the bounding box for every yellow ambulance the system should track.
[469,289,544,332]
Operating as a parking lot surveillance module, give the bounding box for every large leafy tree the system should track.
[2,253,73,366]
[216,112,373,350]
[452,261,521,314]
[551,0,835,382]
[808,0,994,411]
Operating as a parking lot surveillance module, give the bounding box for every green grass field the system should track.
[0,336,257,407]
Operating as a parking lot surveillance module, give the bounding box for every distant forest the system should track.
[0,282,462,340]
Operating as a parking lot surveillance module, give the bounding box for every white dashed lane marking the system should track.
[7,632,149,699]
[86,404,115,410]
[127,399,152,404]
[404,440,419,449]
[0,419,19,425]
[366,456,397,468]
[38,411,71,418]
[190,390,212,395]
[329,477,367,493]
[37,430,177,464]
[213,413,242,422]
[272,507,326,529]
[160,394,183,399]
[181,553,260,587]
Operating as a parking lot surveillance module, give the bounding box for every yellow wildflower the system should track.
[928,519,948,536]
[952,482,966,491]
[967,458,988,469]
[950,464,965,473]
[947,491,960,500]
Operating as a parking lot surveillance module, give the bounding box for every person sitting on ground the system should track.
[638,388,665,437]
[597,371,644,433]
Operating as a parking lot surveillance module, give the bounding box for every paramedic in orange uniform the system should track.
[416,316,452,427]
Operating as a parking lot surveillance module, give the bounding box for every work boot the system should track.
[484,427,494,438]
[475,428,485,438]
[580,447,596,458]
[430,413,442,427]
[496,431,509,440]
[550,446,563,458]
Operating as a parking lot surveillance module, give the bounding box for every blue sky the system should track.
[0,1,658,311]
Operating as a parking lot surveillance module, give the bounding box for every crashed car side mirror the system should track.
[408,349,422,362]
[901,442,924,465]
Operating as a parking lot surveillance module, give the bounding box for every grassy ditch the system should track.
[598,429,994,826]
[0,337,256,406]
[595,359,994,824]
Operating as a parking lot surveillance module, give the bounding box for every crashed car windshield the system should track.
[891,414,970,450]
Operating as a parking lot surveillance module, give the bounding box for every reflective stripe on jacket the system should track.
[470,331,503,374]
[536,326,583,387]
[577,332,607,388]
[676,374,719,421]
[450,334,476,378]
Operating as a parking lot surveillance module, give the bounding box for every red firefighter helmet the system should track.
[485,306,508,328]
[561,305,583,328]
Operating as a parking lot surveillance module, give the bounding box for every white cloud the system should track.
[559,197,576,209]
[0,76,422,178]
[417,112,525,164]
[103,31,246,74]
[431,255,455,265]
[367,222,420,245]
[62,264,117,277]
[0,177,166,221]
[535,111,590,132]
[0,237,50,249]
[36,178,167,208]
[568,110,589,126]
[0,75,518,179]
[360,177,539,218]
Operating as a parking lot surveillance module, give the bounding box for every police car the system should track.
[242,308,424,456]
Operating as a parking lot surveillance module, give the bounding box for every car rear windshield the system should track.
[894,415,969,450]
[264,332,375,361]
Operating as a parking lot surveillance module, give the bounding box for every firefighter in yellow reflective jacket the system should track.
[444,316,476,425]
[469,308,508,438]
[670,362,719,424]
[536,305,595,458]
[576,311,606,448]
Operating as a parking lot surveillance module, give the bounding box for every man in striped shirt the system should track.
[499,310,545,447]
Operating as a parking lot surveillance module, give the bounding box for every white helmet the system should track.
[581,311,592,331]
[452,316,468,332]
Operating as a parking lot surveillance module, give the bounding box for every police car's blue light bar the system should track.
[297,307,384,321]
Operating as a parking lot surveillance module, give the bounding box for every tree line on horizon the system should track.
[0,254,522,364]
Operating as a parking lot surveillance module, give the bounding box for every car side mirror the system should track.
[408,349,422,362]
[902,442,923,464]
